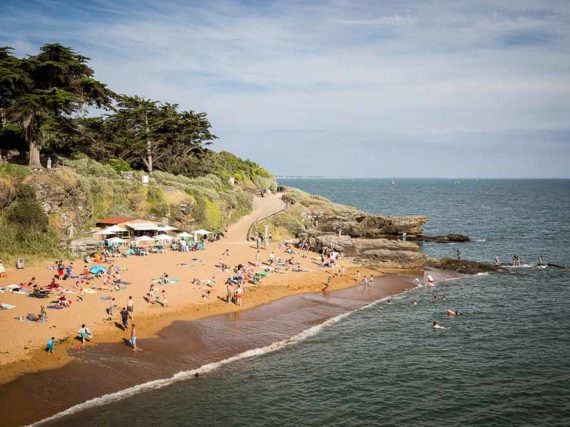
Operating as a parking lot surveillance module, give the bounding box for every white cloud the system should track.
[2,0,570,177]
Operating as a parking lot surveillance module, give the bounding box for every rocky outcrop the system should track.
[24,171,91,238]
[70,238,100,258]
[0,177,16,209]
[313,234,427,269]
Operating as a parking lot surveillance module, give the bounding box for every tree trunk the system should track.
[28,139,42,168]
[145,114,153,174]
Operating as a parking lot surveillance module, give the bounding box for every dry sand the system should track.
[0,193,387,384]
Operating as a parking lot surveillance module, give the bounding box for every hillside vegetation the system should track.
[0,154,276,265]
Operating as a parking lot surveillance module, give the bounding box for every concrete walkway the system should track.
[225,193,286,242]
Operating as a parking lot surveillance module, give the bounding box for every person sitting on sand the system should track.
[159,272,169,285]
[77,324,93,344]
[58,294,72,307]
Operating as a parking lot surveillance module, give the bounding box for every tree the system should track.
[0,44,115,167]
[99,96,217,174]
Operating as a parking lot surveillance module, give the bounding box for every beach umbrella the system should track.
[177,231,192,239]
[155,233,173,241]
[106,236,126,245]
[89,265,107,275]
[134,235,155,246]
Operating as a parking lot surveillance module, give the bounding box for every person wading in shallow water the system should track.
[130,324,137,350]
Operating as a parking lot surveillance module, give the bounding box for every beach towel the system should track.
[83,288,97,294]
[0,303,16,310]
[89,265,107,275]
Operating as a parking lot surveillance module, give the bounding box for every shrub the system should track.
[6,184,49,232]
[106,158,132,173]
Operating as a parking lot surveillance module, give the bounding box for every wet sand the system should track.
[0,273,420,427]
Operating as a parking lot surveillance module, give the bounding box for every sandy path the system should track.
[225,193,286,242]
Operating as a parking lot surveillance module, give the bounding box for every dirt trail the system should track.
[225,193,286,242]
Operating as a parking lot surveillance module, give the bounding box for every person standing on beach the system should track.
[161,289,168,307]
[46,337,55,354]
[226,282,234,304]
[130,324,137,350]
[456,249,462,261]
[127,296,134,318]
[108,297,116,320]
[148,284,156,304]
[120,307,129,331]
[235,285,244,306]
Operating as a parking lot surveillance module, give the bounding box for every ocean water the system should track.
[44,179,570,426]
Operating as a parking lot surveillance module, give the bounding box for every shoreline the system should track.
[0,269,432,427]
[0,246,376,381]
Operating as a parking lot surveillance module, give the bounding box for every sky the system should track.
[2,0,570,178]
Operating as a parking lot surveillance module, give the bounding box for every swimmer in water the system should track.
[432,321,447,329]
[411,299,419,305]
[447,310,459,316]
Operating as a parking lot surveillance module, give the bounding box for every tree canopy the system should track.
[0,43,219,176]
[0,44,116,167]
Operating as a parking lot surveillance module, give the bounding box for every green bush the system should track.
[106,158,132,173]
[6,184,49,232]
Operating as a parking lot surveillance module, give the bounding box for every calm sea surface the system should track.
[48,179,570,426]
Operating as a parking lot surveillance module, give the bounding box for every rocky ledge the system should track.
[270,190,452,270]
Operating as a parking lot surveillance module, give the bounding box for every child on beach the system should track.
[77,324,93,344]
[46,337,55,354]
[148,284,156,304]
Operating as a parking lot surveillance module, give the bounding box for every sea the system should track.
[42,179,570,426]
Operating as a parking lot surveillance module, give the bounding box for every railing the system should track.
[246,201,288,241]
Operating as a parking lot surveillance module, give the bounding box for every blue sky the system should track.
[2,0,570,178]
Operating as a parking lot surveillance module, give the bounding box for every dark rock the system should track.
[427,258,498,274]
[415,234,470,243]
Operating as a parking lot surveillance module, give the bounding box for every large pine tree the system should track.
[0,43,115,167]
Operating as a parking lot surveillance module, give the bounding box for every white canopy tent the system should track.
[155,233,174,241]
[134,235,155,246]
[106,236,126,245]
[157,225,177,232]
[177,231,192,239]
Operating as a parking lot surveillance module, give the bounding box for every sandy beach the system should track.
[0,193,378,382]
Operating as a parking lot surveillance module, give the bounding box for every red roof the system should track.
[96,216,137,226]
